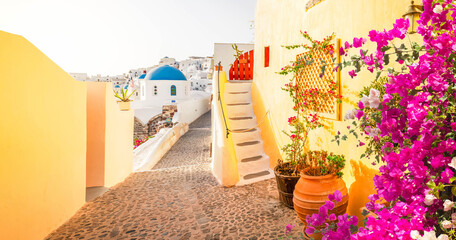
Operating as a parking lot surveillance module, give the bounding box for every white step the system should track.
[234,140,264,160]
[225,103,254,118]
[225,91,251,105]
[237,154,270,173]
[231,128,261,145]
[228,116,257,130]
[236,169,275,186]
[225,82,252,93]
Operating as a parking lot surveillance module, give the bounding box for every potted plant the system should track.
[114,87,136,111]
[292,150,349,237]
[274,116,306,209]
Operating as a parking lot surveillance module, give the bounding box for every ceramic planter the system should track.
[118,101,131,111]
[274,165,300,209]
[293,169,349,239]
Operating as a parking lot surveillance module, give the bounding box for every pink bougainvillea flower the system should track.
[353,37,365,48]
[339,47,345,56]
[305,226,315,235]
[355,110,363,120]
[348,70,357,78]
[358,101,365,109]
[328,190,343,202]
[285,224,295,234]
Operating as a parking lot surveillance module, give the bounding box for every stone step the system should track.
[225,91,251,105]
[236,169,275,186]
[237,155,270,177]
[228,116,257,130]
[225,82,252,93]
[234,140,264,161]
[225,103,254,118]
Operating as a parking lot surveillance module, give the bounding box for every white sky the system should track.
[0,0,256,76]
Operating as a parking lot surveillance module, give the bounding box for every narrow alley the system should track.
[46,111,303,240]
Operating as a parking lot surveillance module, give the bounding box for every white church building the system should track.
[132,65,210,125]
[135,65,189,108]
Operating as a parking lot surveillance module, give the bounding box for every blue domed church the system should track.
[136,65,189,107]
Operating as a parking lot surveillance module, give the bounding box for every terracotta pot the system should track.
[118,101,131,111]
[293,170,349,238]
[274,165,300,209]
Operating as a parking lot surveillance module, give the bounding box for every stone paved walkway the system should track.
[46,111,304,240]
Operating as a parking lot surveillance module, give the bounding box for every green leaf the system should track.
[413,50,420,60]
[380,46,392,52]
[383,54,390,65]
[375,71,382,80]
[350,225,359,234]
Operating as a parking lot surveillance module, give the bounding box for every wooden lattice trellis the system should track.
[295,44,341,120]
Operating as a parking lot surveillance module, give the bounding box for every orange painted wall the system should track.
[0,31,86,240]
[86,82,134,188]
[86,83,106,187]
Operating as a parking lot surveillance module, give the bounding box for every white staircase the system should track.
[224,80,274,186]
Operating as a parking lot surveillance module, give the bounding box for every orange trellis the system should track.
[229,50,254,80]
[295,43,341,120]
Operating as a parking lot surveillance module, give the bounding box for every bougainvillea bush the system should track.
[297,0,456,239]
[320,0,456,239]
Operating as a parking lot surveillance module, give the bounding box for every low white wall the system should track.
[174,92,211,124]
[133,123,189,171]
[214,43,254,74]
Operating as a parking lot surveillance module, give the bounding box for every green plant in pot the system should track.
[114,87,136,111]
[274,115,307,209]
[294,150,349,240]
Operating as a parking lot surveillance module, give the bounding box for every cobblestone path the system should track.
[46,111,304,240]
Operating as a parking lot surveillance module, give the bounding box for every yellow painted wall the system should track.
[211,71,239,186]
[253,0,422,220]
[104,84,134,187]
[0,31,87,239]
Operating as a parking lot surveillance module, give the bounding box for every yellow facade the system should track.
[104,84,134,187]
[0,31,87,240]
[211,71,239,186]
[253,0,421,220]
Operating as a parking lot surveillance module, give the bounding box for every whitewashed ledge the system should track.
[133,122,189,172]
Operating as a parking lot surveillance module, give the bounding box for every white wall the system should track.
[135,80,189,108]
[174,93,211,124]
[214,43,254,75]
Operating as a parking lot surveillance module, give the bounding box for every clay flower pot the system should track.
[274,165,301,209]
[292,169,349,231]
